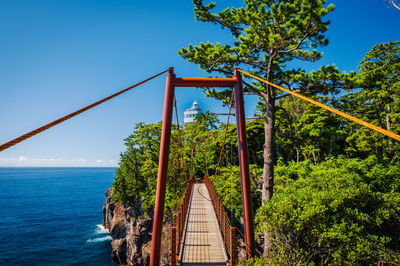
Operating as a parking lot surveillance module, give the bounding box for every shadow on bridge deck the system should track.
[179,183,228,266]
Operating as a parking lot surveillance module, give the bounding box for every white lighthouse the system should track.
[184,101,202,124]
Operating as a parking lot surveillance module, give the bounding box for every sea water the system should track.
[0,167,116,265]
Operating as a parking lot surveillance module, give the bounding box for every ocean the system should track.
[0,167,116,265]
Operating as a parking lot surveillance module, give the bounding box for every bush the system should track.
[256,156,400,265]
[212,165,262,222]
[239,256,268,265]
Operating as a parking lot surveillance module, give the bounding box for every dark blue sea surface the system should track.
[0,167,116,265]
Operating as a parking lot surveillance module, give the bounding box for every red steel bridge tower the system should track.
[149,67,256,265]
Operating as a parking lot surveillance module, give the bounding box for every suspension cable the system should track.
[173,97,188,181]
[190,147,194,180]
[213,89,235,181]
[237,68,400,142]
[229,119,234,223]
[203,148,210,178]
[172,151,178,199]
[0,69,169,152]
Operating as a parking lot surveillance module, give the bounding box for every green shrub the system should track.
[256,156,400,264]
[212,165,262,222]
[239,256,268,265]
[112,122,185,216]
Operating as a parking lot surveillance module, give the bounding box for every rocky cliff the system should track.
[102,188,171,265]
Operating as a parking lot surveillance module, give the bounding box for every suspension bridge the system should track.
[1,67,399,266]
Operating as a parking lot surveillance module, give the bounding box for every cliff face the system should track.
[103,188,152,265]
[102,188,170,265]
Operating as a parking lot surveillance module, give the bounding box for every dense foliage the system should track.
[342,41,400,162]
[179,0,399,258]
[113,113,400,264]
[256,157,400,264]
[112,122,186,216]
[113,0,400,260]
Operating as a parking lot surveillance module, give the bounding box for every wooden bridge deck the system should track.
[179,183,228,265]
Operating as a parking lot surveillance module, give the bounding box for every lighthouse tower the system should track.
[184,101,201,124]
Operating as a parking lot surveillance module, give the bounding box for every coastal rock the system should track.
[102,188,170,265]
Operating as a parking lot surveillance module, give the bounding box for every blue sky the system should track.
[0,0,399,167]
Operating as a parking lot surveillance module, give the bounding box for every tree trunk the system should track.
[312,151,317,165]
[263,53,276,258]
[386,105,391,130]
[262,111,275,202]
[386,105,393,155]
[262,93,275,257]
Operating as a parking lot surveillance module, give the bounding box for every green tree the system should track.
[342,41,400,162]
[179,0,334,254]
[113,122,162,212]
[182,113,220,180]
[113,122,186,216]
[273,64,356,164]
[275,95,347,164]
[195,110,220,129]
[179,0,334,200]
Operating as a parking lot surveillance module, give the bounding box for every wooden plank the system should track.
[180,183,228,265]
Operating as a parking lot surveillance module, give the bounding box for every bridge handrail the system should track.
[203,176,237,265]
[170,178,194,265]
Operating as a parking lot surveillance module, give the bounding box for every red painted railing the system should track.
[170,178,194,265]
[204,176,237,265]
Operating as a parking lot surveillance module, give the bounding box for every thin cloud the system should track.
[96,159,116,164]
[0,156,91,167]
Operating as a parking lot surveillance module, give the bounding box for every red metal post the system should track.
[177,211,181,254]
[230,227,237,266]
[220,203,223,227]
[150,67,175,266]
[224,212,228,246]
[233,69,256,258]
[180,205,184,235]
[190,148,194,179]
[171,227,177,266]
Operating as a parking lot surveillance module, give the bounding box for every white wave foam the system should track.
[95,224,109,234]
[87,235,112,243]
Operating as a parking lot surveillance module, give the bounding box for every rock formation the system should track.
[102,188,171,265]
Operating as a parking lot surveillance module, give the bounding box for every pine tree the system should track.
[342,41,400,162]
[179,0,334,255]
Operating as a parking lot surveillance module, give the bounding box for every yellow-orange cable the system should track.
[237,69,400,142]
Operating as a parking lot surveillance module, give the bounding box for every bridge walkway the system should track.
[179,183,228,265]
